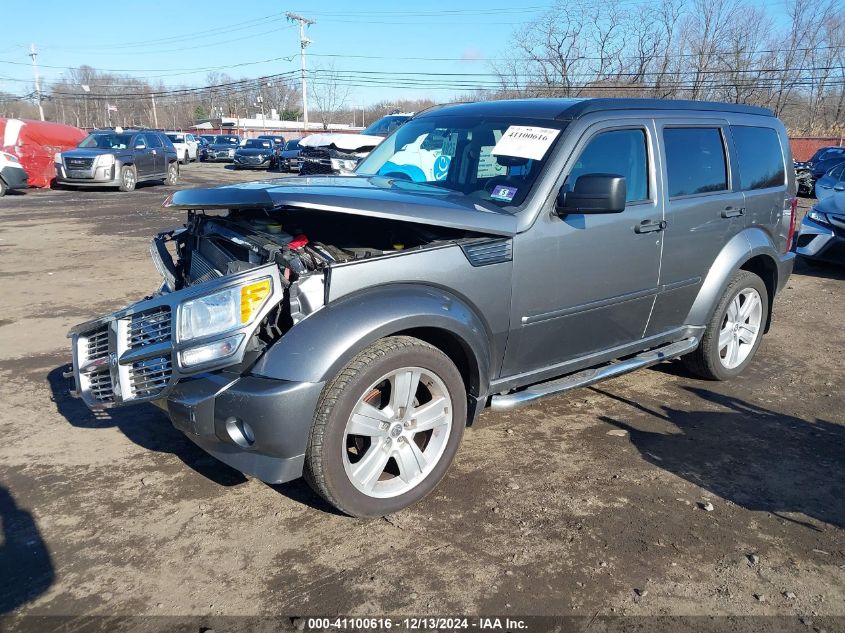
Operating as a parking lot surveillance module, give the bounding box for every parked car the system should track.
[795,192,845,265]
[256,134,286,147]
[279,139,302,172]
[165,132,199,164]
[813,161,845,202]
[68,98,796,517]
[55,129,179,192]
[196,136,211,162]
[206,135,241,162]
[0,150,28,196]
[0,117,86,188]
[794,146,845,197]
[233,138,276,170]
[298,113,412,175]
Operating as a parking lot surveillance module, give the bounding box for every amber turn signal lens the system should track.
[240,279,272,323]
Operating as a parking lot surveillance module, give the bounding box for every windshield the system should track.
[244,139,272,149]
[285,140,300,150]
[356,115,565,208]
[79,133,134,150]
[166,134,184,143]
[362,115,410,137]
[213,135,239,145]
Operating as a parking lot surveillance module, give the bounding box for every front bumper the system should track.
[0,165,28,190]
[55,161,121,187]
[163,372,324,483]
[795,216,845,264]
[233,156,272,169]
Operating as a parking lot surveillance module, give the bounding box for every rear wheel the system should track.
[0,178,6,197]
[304,336,466,518]
[683,270,768,380]
[118,165,136,192]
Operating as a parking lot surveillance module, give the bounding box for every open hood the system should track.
[299,133,384,153]
[164,175,519,237]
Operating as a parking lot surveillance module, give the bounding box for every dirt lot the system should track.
[0,163,843,629]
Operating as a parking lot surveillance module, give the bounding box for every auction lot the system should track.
[0,163,843,626]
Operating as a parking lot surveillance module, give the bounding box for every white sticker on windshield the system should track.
[491,126,560,161]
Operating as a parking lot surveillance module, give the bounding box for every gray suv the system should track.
[56,129,179,192]
[67,98,796,517]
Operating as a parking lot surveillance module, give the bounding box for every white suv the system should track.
[165,132,199,164]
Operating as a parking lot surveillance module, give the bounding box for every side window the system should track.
[663,127,728,197]
[731,126,785,190]
[134,135,147,149]
[829,163,845,179]
[147,133,163,148]
[566,128,649,202]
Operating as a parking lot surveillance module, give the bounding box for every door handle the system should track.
[833,185,845,192]
[635,219,667,234]
[819,184,832,189]
[721,206,745,218]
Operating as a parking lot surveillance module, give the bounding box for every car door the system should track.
[645,121,746,336]
[729,123,789,232]
[146,133,165,175]
[502,121,663,377]
[132,134,155,177]
[185,134,198,160]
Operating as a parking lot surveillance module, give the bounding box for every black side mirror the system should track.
[556,173,626,215]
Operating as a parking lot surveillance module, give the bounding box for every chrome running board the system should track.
[490,337,699,410]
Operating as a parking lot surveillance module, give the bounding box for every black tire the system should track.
[682,269,769,381]
[304,336,466,518]
[0,178,6,197]
[165,162,179,186]
[118,165,137,192]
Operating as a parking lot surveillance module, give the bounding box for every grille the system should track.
[65,157,94,169]
[87,368,115,403]
[238,155,264,164]
[130,356,172,399]
[128,307,172,349]
[83,324,115,404]
[462,239,513,266]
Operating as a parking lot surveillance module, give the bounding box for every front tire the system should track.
[0,178,6,197]
[683,270,768,380]
[304,336,466,518]
[165,162,179,185]
[118,165,136,192]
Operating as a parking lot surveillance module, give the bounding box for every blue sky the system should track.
[1,0,788,106]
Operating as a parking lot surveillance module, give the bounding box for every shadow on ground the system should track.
[47,365,247,487]
[791,257,845,280]
[594,385,845,531]
[0,487,54,614]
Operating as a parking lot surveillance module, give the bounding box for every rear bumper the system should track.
[163,372,324,483]
[0,165,28,190]
[775,250,795,292]
[795,217,845,264]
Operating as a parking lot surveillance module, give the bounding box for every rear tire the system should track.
[118,165,136,192]
[682,270,768,380]
[0,178,6,197]
[304,336,466,518]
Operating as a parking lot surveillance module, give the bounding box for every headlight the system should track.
[228,148,235,156]
[95,154,115,167]
[807,208,830,225]
[54,152,62,163]
[258,154,265,161]
[2,152,20,164]
[178,277,272,342]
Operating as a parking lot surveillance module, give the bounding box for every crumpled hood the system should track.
[165,175,519,237]
[299,133,384,153]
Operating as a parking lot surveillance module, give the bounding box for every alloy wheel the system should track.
[342,366,453,499]
[718,288,763,369]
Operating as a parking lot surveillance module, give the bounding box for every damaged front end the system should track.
[298,145,368,176]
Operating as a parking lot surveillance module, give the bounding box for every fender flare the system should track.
[250,283,493,399]
[686,227,782,327]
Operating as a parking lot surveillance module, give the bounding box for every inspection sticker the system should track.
[490,185,518,202]
[491,125,561,161]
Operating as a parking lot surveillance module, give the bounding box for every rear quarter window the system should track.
[663,127,728,197]
[731,126,785,190]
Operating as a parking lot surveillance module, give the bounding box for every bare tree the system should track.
[310,64,352,129]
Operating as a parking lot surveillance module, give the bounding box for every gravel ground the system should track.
[0,164,843,631]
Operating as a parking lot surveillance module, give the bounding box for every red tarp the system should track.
[1,118,86,188]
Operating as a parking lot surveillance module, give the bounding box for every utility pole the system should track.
[151,93,159,128]
[29,43,45,121]
[285,12,315,131]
